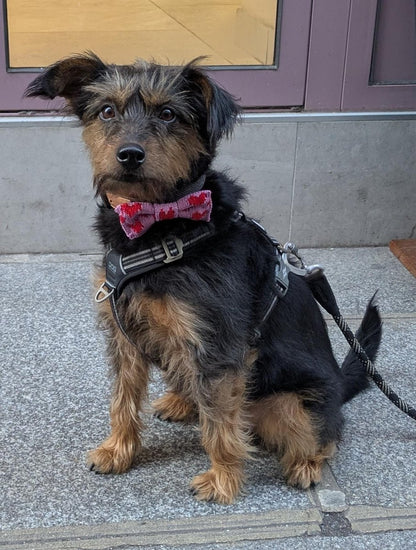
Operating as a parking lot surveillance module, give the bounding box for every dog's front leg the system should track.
[88,335,149,474]
[191,373,253,504]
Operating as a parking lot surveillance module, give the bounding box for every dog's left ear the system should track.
[182,61,241,146]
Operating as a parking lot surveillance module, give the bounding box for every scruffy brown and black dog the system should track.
[26,53,381,504]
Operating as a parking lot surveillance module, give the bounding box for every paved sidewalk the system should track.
[1,247,415,549]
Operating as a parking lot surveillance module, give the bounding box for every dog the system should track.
[26,53,382,504]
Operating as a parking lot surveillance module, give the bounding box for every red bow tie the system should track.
[114,190,212,239]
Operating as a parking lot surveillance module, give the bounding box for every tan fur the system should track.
[134,64,190,106]
[82,116,205,203]
[249,393,336,489]
[89,269,203,471]
[152,391,197,422]
[92,267,252,502]
[88,273,147,473]
[135,292,204,392]
[191,374,254,504]
[144,132,205,187]
[84,71,139,113]
[134,294,254,503]
[88,272,149,473]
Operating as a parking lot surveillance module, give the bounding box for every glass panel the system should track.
[371,0,416,84]
[6,0,278,69]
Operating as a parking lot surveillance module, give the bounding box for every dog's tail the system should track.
[341,294,382,403]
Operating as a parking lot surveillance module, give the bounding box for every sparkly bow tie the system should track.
[114,190,212,239]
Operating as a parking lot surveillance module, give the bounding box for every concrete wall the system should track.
[1,113,415,254]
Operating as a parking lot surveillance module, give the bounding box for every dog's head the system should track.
[26,53,240,202]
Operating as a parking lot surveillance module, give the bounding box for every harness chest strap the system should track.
[95,223,216,302]
[95,212,290,345]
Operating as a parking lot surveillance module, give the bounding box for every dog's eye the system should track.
[99,105,116,120]
[159,107,176,122]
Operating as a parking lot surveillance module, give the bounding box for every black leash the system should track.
[308,270,416,421]
[283,245,416,421]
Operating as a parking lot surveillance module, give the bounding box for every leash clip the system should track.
[281,242,324,278]
[95,248,125,302]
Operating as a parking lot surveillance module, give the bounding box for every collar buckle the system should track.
[162,236,184,263]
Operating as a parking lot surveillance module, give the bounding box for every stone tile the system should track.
[1,121,297,254]
[291,120,416,246]
[216,122,297,240]
[327,318,416,508]
[301,247,416,315]
[0,125,98,254]
[0,258,310,531]
[2,118,415,252]
[185,530,416,549]
[0,248,415,533]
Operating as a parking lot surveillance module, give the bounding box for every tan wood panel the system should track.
[6,0,275,67]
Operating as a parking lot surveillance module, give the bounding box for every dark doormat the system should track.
[389,239,416,278]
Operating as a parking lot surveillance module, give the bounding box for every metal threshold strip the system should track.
[1,505,416,549]
[0,111,416,127]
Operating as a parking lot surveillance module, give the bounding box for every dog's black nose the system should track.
[116,144,146,169]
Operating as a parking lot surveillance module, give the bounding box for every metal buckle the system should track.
[281,242,324,278]
[161,236,184,263]
[281,242,309,276]
[95,282,115,303]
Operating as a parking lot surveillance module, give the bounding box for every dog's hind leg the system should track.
[152,390,197,422]
[190,373,254,504]
[88,331,149,475]
[249,393,337,489]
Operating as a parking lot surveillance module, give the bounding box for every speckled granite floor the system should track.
[1,247,415,549]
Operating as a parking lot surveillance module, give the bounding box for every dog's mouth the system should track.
[116,173,143,183]
[94,173,178,203]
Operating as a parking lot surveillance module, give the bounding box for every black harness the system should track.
[95,212,289,346]
[95,223,217,302]
[95,212,416,422]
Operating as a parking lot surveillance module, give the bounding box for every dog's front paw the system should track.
[87,436,140,474]
[190,468,243,505]
[285,459,323,489]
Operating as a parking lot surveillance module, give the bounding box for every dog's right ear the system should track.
[181,60,241,150]
[25,52,106,117]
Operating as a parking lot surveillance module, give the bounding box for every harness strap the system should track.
[241,215,289,342]
[96,211,290,351]
[95,223,216,303]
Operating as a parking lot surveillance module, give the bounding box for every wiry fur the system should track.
[27,53,382,504]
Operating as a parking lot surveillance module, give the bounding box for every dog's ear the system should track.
[182,61,241,147]
[25,52,106,117]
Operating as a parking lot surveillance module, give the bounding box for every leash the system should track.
[283,244,416,421]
